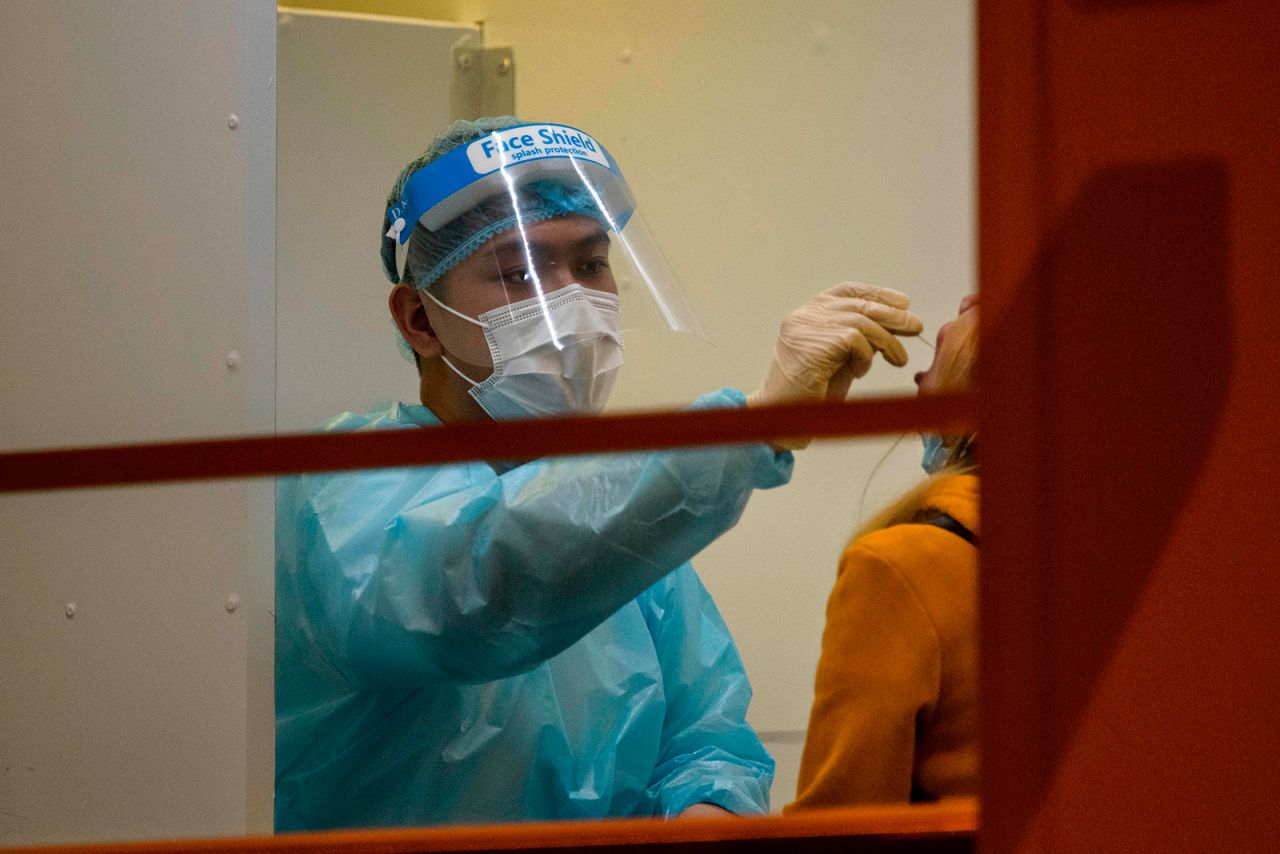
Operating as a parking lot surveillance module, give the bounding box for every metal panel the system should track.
[0,0,276,845]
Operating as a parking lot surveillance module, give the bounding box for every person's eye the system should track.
[579,257,610,276]
[500,268,534,286]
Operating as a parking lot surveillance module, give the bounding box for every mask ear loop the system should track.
[422,288,485,327]
[437,353,482,388]
[420,289,487,387]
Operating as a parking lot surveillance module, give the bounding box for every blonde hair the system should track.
[854,311,978,540]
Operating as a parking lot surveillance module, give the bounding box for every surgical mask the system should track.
[921,433,951,474]
[424,284,624,420]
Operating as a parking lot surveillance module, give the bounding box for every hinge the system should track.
[451,45,515,120]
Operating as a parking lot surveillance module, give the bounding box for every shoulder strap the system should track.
[916,511,979,547]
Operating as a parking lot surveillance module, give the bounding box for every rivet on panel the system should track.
[226,594,241,614]
[65,602,76,619]
[620,47,633,65]
[227,114,240,130]
[457,52,474,72]
[226,350,242,370]
[496,56,513,76]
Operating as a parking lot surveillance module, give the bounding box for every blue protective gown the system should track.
[275,389,793,830]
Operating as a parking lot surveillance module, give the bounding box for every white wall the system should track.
[0,1,276,844]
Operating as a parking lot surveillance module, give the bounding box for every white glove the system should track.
[748,283,923,445]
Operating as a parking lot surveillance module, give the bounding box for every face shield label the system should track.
[467,124,610,173]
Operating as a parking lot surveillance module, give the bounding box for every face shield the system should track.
[383,122,704,419]
[384,122,704,339]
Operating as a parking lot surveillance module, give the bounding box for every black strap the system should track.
[917,511,978,547]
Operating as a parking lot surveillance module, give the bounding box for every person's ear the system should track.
[389,284,443,360]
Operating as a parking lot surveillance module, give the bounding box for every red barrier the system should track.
[2,800,977,854]
[0,394,975,492]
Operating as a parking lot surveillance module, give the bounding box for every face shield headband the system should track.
[382,123,635,286]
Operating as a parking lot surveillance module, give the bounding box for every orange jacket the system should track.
[787,474,979,810]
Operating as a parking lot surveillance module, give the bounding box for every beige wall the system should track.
[286,0,975,808]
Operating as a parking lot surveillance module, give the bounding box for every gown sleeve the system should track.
[277,388,793,687]
[638,565,774,817]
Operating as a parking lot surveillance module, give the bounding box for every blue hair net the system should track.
[381,117,611,289]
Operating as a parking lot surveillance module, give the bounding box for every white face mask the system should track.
[424,284,624,420]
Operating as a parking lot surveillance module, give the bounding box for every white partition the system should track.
[0,1,275,845]
[276,8,478,432]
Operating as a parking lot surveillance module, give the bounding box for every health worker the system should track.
[275,116,924,830]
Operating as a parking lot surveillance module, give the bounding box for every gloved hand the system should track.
[748,282,923,447]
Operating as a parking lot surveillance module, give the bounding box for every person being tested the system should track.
[788,294,979,810]
[275,116,924,829]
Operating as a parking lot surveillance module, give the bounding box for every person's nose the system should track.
[536,262,577,292]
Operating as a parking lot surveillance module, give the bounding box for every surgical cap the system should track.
[381,116,612,289]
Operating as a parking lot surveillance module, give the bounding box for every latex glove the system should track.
[748,283,923,446]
